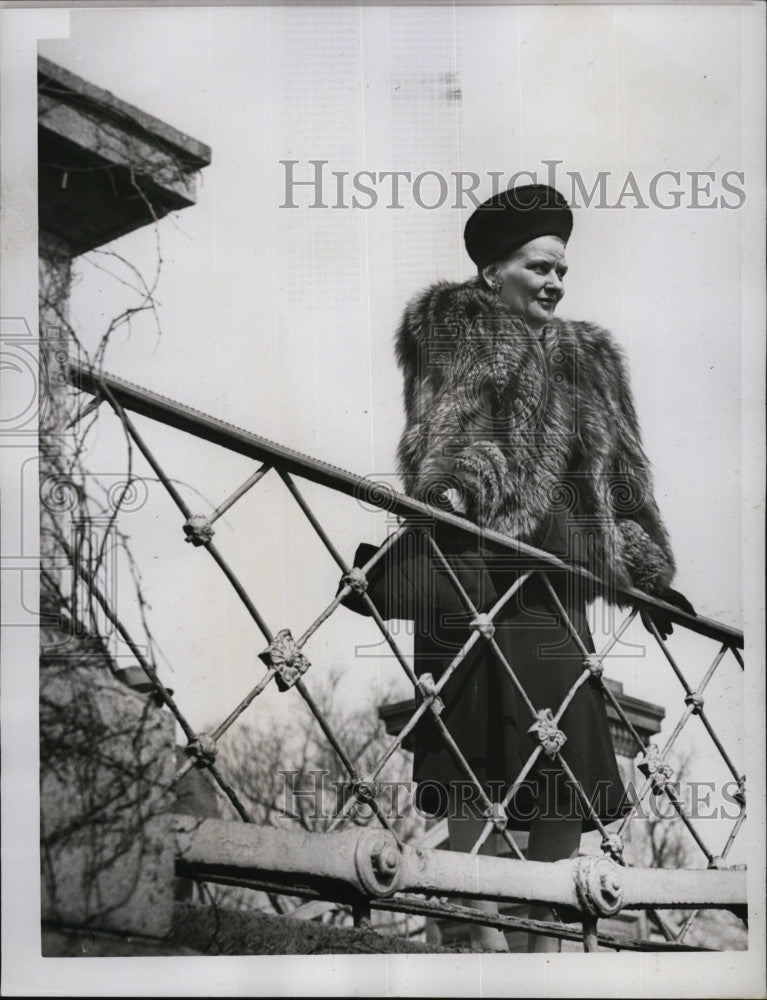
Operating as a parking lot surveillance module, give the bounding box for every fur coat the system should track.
[394,278,676,599]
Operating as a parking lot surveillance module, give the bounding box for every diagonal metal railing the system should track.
[59,359,747,952]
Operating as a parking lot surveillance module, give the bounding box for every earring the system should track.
[492,277,503,295]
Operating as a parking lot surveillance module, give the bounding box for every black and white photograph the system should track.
[0,2,764,996]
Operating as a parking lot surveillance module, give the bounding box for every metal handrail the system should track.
[67,359,743,649]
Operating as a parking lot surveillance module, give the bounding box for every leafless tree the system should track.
[206,670,431,934]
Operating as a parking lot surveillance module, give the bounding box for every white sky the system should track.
[37,4,757,861]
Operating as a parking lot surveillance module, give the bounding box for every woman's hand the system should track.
[640,587,697,640]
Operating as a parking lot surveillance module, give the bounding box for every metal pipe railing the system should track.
[175,817,747,913]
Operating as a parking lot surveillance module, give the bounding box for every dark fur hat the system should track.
[464,184,573,268]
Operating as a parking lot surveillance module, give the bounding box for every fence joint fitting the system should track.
[637,744,675,793]
[355,830,403,897]
[684,692,705,714]
[351,776,378,805]
[185,732,218,767]
[470,613,495,639]
[183,514,215,546]
[259,629,311,691]
[417,672,444,715]
[342,567,368,595]
[574,855,624,917]
[734,776,746,808]
[600,832,625,862]
[584,654,603,679]
[528,708,567,758]
[485,802,508,831]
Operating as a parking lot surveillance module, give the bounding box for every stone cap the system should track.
[38,55,211,254]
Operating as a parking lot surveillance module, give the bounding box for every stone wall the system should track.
[37,56,212,955]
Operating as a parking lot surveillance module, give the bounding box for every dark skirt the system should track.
[340,512,629,832]
[408,516,628,831]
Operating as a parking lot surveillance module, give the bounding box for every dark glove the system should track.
[336,525,497,627]
[640,587,696,640]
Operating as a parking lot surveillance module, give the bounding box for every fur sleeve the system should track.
[394,281,521,521]
[573,323,676,594]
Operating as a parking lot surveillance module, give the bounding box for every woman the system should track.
[346,184,694,951]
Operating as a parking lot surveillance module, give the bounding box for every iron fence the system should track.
[58,359,746,952]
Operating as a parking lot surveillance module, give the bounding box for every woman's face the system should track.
[486,235,568,330]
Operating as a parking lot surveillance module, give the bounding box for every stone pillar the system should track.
[38,230,73,433]
[40,655,176,941]
[36,56,211,950]
[38,229,76,590]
